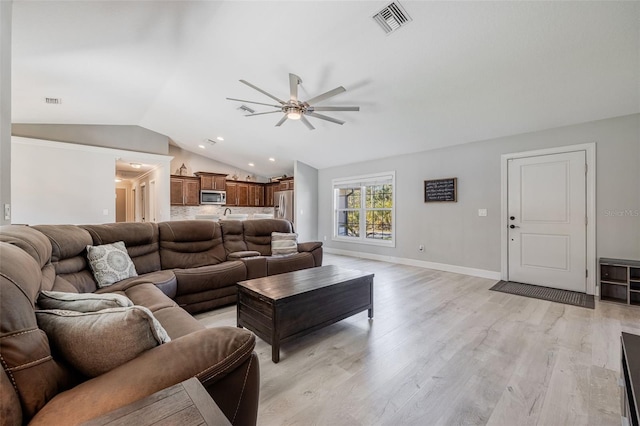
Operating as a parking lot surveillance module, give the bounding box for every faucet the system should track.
[223,208,232,216]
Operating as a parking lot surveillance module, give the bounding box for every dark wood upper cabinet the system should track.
[170,175,200,206]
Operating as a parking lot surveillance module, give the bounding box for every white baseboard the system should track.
[324,248,501,281]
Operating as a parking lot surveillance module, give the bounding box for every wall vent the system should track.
[372,2,412,34]
[44,97,62,104]
[238,104,256,114]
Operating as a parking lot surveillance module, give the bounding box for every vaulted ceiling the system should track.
[11,1,640,178]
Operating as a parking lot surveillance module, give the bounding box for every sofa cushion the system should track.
[158,221,227,268]
[95,269,178,299]
[243,219,293,255]
[33,225,98,293]
[271,232,298,255]
[173,261,246,296]
[220,220,247,254]
[35,306,170,378]
[86,241,138,288]
[0,225,52,269]
[0,243,75,422]
[266,252,315,276]
[81,223,161,275]
[38,291,133,312]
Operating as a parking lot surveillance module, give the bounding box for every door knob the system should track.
[510,224,519,229]
[510,216,515,220]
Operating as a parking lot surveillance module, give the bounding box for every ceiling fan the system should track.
[226,73,360,130]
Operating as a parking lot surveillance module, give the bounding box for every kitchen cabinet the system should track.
[225,181,250,206]
[265,183,277,207]
[195,172,227,190]
[278,177,294,191]
[249,184,264,207]
[171,175,200,206]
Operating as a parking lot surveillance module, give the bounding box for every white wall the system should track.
[0,1,12,225]
[130,166,171,223]
[294,160,318,242]
[12,137,172,225]
[318,114,640,275]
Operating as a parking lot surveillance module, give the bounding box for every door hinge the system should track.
[586,269,588,278]
[585,164,588,174]
[585,216,588,225]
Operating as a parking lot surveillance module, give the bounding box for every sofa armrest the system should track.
[297,242,323,266]
[29,327,258,426]
[297,241,322,252]
[227,251,262,260]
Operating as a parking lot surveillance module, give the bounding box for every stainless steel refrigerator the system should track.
[274,190,294,222]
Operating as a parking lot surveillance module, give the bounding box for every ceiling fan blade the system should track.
[300,115,315,130]
[306,112,345,125]
[226,97,282,108]
[304,86,346,106]
[245,111,282,116]
[239,79,286,105]
[289,73,301,102]
[308,106,360,112]
[275,115,288,127]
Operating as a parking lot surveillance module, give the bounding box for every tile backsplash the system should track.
[171,205,274,220]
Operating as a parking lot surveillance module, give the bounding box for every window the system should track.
[333,172,395,246]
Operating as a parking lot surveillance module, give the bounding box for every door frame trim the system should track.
[500,143,596,295]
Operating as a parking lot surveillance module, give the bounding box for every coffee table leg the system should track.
[368,307,374,319]
[272,340,280,363]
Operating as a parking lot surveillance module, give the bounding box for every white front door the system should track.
[507,151,586,292]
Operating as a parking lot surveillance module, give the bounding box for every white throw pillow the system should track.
[86,241,138,288]
[271,232,298,255]
[36,306,170,378]
[38,290,133,312]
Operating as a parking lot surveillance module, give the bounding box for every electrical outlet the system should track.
[418,244,424,252]
[4,204,10,221]
[324,235,327,241]
[103,209,109,216]
[478,209,487,217]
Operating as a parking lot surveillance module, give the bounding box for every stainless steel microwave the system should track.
[200,190,226,205]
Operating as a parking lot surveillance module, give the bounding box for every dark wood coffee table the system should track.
[237,265,374,363]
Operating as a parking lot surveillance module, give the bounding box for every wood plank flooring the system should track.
[195,254,640,425]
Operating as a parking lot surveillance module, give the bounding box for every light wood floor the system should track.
[195,254,640,426]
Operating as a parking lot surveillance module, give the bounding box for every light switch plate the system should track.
[478,209,487,217]
[4,204,10,220]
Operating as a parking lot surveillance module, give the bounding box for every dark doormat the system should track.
[489,280,595,309]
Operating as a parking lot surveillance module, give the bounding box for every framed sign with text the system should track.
[424,177,457,202]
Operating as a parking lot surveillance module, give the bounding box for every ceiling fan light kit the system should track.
[227,73,360,130]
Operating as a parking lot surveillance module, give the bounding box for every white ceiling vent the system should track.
[372,2,412,34]
[44,97,62,104]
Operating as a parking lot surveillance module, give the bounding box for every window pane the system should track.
[366,184,392,208]
[337,210,360,237]
[338,188,361,209]
[365,210,392,240]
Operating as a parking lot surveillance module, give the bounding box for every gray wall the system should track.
[0,1,12,225]
[318,113,640,273]
[294,160,319,243]
[12,123,169,155]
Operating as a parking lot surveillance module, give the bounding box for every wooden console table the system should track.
[622,332,640,426]
[84,378,230,426]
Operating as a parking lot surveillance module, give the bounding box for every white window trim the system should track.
[332,171,396,247]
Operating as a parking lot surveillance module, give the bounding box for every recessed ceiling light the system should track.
[217,136,224,141]
[114,178,122,183]
[268,157,275,162]
[248,163,255,167]
[130,163,142,169]
[198,144,205,149]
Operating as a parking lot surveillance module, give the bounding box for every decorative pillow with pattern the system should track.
[86,241,137,288]
[38,290,133,312]
[35,306,170,378]
[271,232,298,255]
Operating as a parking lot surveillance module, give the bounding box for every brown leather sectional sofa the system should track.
[0,219,322,425]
